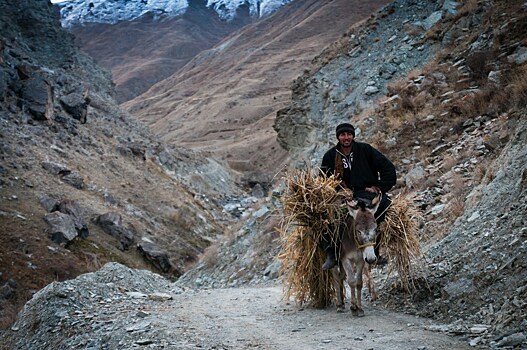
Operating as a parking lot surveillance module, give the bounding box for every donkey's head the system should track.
[345,188,381,264]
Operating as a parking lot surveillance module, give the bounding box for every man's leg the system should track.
[321,230,339,270]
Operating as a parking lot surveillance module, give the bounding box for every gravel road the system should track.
[154,285,470,349]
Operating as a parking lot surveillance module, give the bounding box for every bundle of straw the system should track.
[278,166,346,307]
[378,194,424,291]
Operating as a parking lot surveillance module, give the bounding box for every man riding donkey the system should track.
[320,122,397,270]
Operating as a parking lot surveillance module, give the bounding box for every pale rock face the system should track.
[58,0,292,27]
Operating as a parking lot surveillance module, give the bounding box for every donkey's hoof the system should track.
[356,308,365,317]
[351,307,365,317]
[336,305,345,313]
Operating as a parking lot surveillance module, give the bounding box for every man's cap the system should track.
[336,123,355,137]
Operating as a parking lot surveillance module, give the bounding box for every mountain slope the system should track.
[123,0,390,178]
[71,0,254,103]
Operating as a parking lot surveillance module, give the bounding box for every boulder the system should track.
[60,91,90,123]
[95,212,134,250]
[41,161,85,189]
[43,211,78,244]
[38,194,59,212]
[62,171,85,189]
[41,160,69,175]
[55,199,89,238]
[405,165,426,188]
[20,75,53,121]
[0,279,17,299]
[137,239,173,273]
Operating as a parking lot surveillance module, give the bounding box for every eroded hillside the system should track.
[0,0,247,327]
[71,0,254,103]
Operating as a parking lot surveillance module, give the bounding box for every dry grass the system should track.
[278,165,345,307]
[201,242,220,268]
[378,194,424,292]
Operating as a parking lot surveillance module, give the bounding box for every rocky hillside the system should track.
[0,0,252,328]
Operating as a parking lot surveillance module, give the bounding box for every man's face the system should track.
[338,132,354,147]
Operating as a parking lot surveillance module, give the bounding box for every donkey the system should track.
[332,188,381,316]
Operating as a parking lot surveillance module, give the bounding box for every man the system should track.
[320,122,396,269]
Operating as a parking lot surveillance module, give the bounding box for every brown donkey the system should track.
[332,188,381,316]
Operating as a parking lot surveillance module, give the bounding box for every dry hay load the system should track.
[278,166,423,308]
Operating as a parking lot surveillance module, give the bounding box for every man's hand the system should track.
[365,187,376,193]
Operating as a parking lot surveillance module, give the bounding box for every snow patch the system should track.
[58,0,292,27]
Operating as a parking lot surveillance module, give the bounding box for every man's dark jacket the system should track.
[321,141,396,193]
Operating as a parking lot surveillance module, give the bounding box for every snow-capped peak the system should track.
[58,0,292,28]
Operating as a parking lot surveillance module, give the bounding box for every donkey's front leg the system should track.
[351,261,365,317]
[343,260,362,317]
[364,264,378,301]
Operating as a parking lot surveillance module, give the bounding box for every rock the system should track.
[416,11,443,30]
[39,194,59,212]
[365,85,379,95]
[488,70,500,85]
[443,277,475,298]
[252,206,269,219]
[43,211,78,244]
[55,199,89,238]
[0,279,17,299]
[466,211,480,222]
[507,46,527,65]
[251,183,265,198]
[137,239,174,274]
[20,75,53,121]
[442,0,460,15]
[95,212,134,250]
[430,204,446,215]
[148,292,172,301]
[126,292,147,299]
[405,165,426,188]
[470,325,489,334]
[495,332,526,347]
[59,91,90,123]
[379,63,397,78]
[41,160,70,175]
[62,171,85,189]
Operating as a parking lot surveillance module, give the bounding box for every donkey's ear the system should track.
[346,199,360,219]
[369,188,381,212]
[346,198,359,210]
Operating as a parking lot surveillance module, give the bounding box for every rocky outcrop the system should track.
[42,198,89,245]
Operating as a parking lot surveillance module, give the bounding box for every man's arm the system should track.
[320,150,334,177]
[372,148,396,193]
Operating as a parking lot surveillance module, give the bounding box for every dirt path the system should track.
[154,286,470,349]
